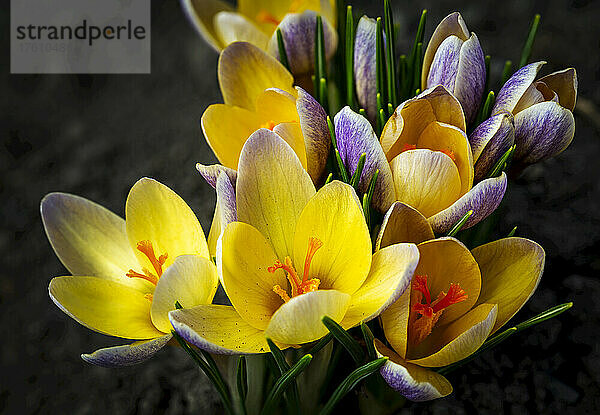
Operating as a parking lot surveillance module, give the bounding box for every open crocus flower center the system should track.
[255,0,302,26]
[126,240,168,287]
[268,237,323,303]
[400,143,456,162]
[408,274,467,346]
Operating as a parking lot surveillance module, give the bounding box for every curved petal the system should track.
[126,178,210,270]
[268,10,338,76]
[538,68,578,111]
[334,106,395,212]
[428,173,507,234]
[414,237,481,326]
[375,340,453,402]
[426,35,462,92]
[472,237,545,333]
[492,61,545,114]
[255,87,299,123]
[376,202,434,250]
[214,11,269,50]
[354,16,377,122]
[151,255,219,333]
[422,12,469,89]
[180,0,233,51]
[201,104,263,170]
[218,41,295,110]
[512,101,576,166]
[408,303,497,366]
[205,171,238,257]
[219,221,287,330]
[381,283,411,358]
[293,181,372,294]
[81,334,172,367]
[49,276,163,339]
[454,33,486,124]
[390,149,462,219]
[196,163,237,189]
[40,192,147,291]
[236,129,316,260]
[341,243,420,329]
[296,86,331,184]
[470,112,515,182]
[170,304,273,354]
[264,290,351,345]
[272,122,308,169]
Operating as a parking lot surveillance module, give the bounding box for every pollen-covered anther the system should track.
[260,120,278,131]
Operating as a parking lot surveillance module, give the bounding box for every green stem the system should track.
[345,6,355,108]
[260,355,313,415]
[276,29,291,72]
[322,316,364,364]
[518,14,541,68]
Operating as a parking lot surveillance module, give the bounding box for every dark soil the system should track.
[2,0,599,414]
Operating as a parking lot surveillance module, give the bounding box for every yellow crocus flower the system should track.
[42,178,218,366]
[169,128,420,353]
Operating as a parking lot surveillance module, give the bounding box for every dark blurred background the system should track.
[2,0,599,413]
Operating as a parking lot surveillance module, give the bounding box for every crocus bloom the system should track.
[169,129,420,353]
[373,207,545,401]
[379,86,507,233]
[353,16,378,123]
[422,12,486,124]
[42,178,218,367]
[469,111,515,182]
[181,0,337,76]
[492,62,577,170]
[201,41,330,184]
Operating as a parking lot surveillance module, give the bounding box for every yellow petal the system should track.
[408,304,497,366]
[416,121,474,196]
[376,202,435,250]
[180,0,234,51]
[219,41,295,110]
[214,11,270,50]
[414,238,481,326]
[390,149,462,218]
[264,290,351,345]
[272,122,308,169]
[255,88,299,123]
[238,0,293,32]
[293,181,372,294]
[49,276,163,339]
[201,103,263,170]
[170,304,274,354]
[219,221,288,330]
[237,129,315,259]
[40,192,148,291]
[341,243,420,329]
[207,201,222,258]
[126,178,210,270]
[381,284,411,359]
[375,340,453,402]
[472,237,545,333]
[151,255,219,333]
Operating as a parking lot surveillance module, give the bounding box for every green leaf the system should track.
[267,339,300,415]
[327,115,349,182]
[519,14,541,68]
[359,108,367,119]
[322,316,364,364]
[174,300,183,310]
[487,144,515,178]
[378,108,386,134]
[319,358,388,415]
[325,172,333,185]
[476,90,496,126]
[375,17,386,111]
[319,77,329,112]
[350,152,367,191]
[446,209,473,237]
[236,356,248,402]
[412,42,423,97]
[501,60,513,85]
[483,55,491,94]
[406,10,426,97]
[276,28,291,72]
[360,322,376,360]
[308,333,333,355]
[316,15,327,85]
[345,6,355,108]
[260,354,313,415]
[383,0,397,107]
[507,226,517,237]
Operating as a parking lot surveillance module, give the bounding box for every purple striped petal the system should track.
[428,172,507,234]
[454,33,486,124]
[268,11,338,76]
[493,61,545,114]
[81,334,172,367]
[354,16,377,123]
[512,101,576,166]
[215,171,237,226]
[334,106,395,212]
[296,86,331,184]
[196,163,237,189]
[469,112,515,182]
[538,68,578,111]
[426,35,462,92]
[375,340,453,401]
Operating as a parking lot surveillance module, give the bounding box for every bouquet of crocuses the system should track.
[41,0,578,413]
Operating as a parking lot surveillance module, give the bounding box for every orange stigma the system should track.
[256,10,281,26]
[401,143,417,152]
[408,275,467,346]
[268,237,323,303]
[125,240,168,286]
[261,120,277,130]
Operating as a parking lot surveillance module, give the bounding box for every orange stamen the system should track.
[126,269,158,285]
[125,240,168,286]
[401,143,417,152]
[261,120,277,130]
[432,284,467,313]
[256,10,280,26]
[303,237,323,283]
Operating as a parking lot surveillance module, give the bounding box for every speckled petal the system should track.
[334,106,395,212]
[354,16,377,123]
[81,334,172,367]
[428,173,507,234]
[469,112,515,182]
[492,61,545,114]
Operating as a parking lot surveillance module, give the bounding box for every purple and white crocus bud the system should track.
[422,12,486,125]
[354,16,378,124]
[492,62,577,170]
[469,111,515,182]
